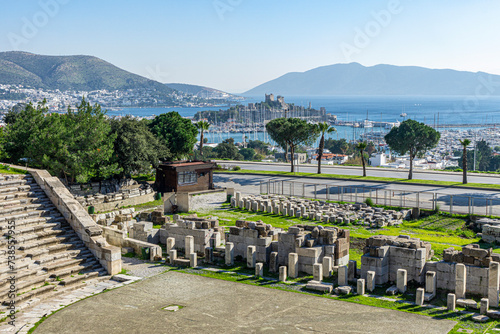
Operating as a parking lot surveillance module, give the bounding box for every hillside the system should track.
[244,63,500,96]
[0,51,175,94]
[165,83,241,100]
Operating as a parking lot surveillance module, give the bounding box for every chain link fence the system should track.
[260,180,500,217]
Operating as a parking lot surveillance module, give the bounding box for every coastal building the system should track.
[311,153,349,165]
[274,153,307,164]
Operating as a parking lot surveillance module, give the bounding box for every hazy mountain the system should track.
[165,83,241,100]
[0,51,175,94]
[244,63,500,96]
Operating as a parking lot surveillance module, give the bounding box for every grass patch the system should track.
[0,164,28,175]
[97,198,163,214]
[217,169,500,190]
[131,173,155,182]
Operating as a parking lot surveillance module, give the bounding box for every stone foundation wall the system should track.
[227,220,281,262]
[361,235,432,284]
[159,215,225,254]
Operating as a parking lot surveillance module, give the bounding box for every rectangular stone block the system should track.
[426,271,437,294]
[190,253,197,267]
[397,269,407,294]
[225,242,234,266]
[289,253,299,278]
[416,288,424,306]
[169,249,177,264]
[185,235,194,256]
[247,246,256,268]
[447,293,456,311]
[322,256,332,278]
[279,266,287,282]
[338,265,348,286]
[167,237,175,252]
[313,263,323,282]
[357,278,365,295]
[367,271,375,292]
[455,263,467,299]
[255,262,264,277]
[348,260,357,281]
[481,298,489,315]
[269,252,278,273]
[489,261,500,308]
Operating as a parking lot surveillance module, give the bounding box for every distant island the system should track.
[0,51,240,110]
[244,62,500,96]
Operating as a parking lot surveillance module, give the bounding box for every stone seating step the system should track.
[35,249,87,265]
[3,222,62,237]
[42,257,92,273]
[0,228,67,247]
[2,284,56,305]
[0,203,56,217]
[59,271,99,287]
[0,215,65,232]
[0,273,49,301]
[48,260,99,279]
[18,234,76,251]
[0,208,60,224]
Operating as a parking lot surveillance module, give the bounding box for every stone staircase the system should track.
[0,173,109,312]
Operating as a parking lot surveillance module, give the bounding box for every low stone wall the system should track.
[101,226,162,261]
[29,168,122,275]
[91,192,156,212]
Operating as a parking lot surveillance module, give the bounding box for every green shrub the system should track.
[233,166,241,171]
[365,197,374,207]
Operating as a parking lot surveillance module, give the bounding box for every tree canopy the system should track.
[110,116,169,177]
[384,119,440,179]
[266,118,319,172]
[148,112,197,160]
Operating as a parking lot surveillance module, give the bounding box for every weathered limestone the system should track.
[269,252,279,273]
[167,237,175,252]
[481,298,489,315]
[360,235,431,285]
[397,269,407,294]
[204,247,213,264]
[279,266,287,282]
[225,242,234,266]
[338,265,348,286]
[416,288,425,306]
[322,256,332,278]
[447,293,456,311]
[425,271,437,301]
[357,279,365,295]
[255,262,264,277]
[313,263,323,282]
[455,263,467,299]
[169,249,177,264]
[289,253,299,278]
[247,246,256,268]
[489,261,500,308]
[348,260,357,282]
[190,253,197,267]
[367,271,375,292]
[185,235,194,256]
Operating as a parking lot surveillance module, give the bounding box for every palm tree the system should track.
[195,121,210,157]
[316,122,336,174]
[459,138,471,184]
[355,141,368,177]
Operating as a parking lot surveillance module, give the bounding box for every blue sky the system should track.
[1,0,500,93]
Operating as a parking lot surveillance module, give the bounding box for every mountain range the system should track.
[244,63,500,96]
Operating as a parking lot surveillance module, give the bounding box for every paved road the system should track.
[215,173,500,216]
[36,271,456,334]
[216,160,500,185]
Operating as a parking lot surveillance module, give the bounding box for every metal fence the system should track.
[260,180,500,217]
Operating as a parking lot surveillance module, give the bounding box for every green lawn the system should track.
[217,169,500,190]
[0,164,28,175]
